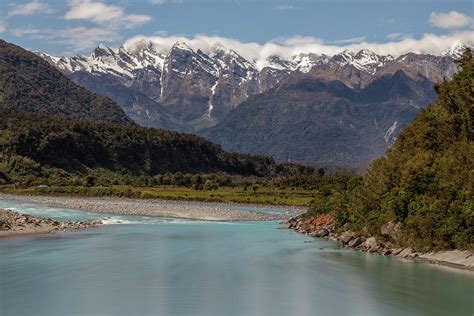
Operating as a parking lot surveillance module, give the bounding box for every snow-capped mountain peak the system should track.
[264,55,290,70]
[353,49,387,73]
[36,40,463,132]
[209,43,256,72]
[92,44,116,57]
[171,41,193,52]
[35,51,60,65]
[210,43,227,54]
[341,49,355,60]
[123,43,165,69]
[442,42,468,59]
[354,49,378,62]
[327,49,394,74]
[290,53,329,73]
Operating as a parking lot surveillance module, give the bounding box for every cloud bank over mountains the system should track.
[2,0,472,58]
[122,31,474,69]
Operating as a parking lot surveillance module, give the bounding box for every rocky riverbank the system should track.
[285,214,474,271]
[0,209,102,239]
[0,194,303,222]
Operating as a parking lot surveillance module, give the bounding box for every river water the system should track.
[0,199,473,316]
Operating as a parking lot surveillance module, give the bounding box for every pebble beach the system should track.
[0,194,305,222]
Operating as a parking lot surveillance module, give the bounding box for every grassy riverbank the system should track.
[0,185,315,207]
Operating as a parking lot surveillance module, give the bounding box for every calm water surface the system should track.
[0,199,473,316]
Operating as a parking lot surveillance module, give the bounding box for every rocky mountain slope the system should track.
[204,70,436,165]
[38,41,267,131]
[40,41,465,130]
[0,40,133,125]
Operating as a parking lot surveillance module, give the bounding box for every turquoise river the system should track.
[0,198,473,316]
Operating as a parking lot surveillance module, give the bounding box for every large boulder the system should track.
[362,237,378,251]
[348,236,364,248]
[380,221,401,240]
[397,248,413,258]
[339,231,354,244]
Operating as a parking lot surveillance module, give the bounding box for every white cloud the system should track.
[8,0,54,16]
[65,0,151,28]
[149,0,183,4]
[10,26,120,51]
[11,27,42,37]
[123,31,474,69]
[55,26,122,51]
[0,21,7,33]
[331,36,367,44]
[8,0,152,52]
[386,33,412,41]
[273,5,300,11]
[429,11,473,29]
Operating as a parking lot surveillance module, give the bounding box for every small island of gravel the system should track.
[0,209,102,239]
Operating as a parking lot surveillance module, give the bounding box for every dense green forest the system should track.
[306,49,473,251]
[0,110,315,186]
[0,40,133,125]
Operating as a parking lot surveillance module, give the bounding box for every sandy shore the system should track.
[0,194,305,222]
[0,209,102,239]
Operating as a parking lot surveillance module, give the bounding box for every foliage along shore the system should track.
[294,49,473,253]
[284,215,474,271]
[0,184,316,207]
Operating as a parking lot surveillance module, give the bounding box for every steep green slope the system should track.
[0,40,133,125]
[307,50,473,251]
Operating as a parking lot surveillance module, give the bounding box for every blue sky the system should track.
[0,0,472,56]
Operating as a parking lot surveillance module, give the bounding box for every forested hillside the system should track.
[306,49,473,251]
[0,40,133,125]
[0,110,312,184]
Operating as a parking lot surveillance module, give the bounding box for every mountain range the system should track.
[0,39,304,180]
[37,40,468,166]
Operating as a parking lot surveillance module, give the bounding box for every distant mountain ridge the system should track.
[36,40,469,166]
[204,70,436,166]
[38,41,466,131]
